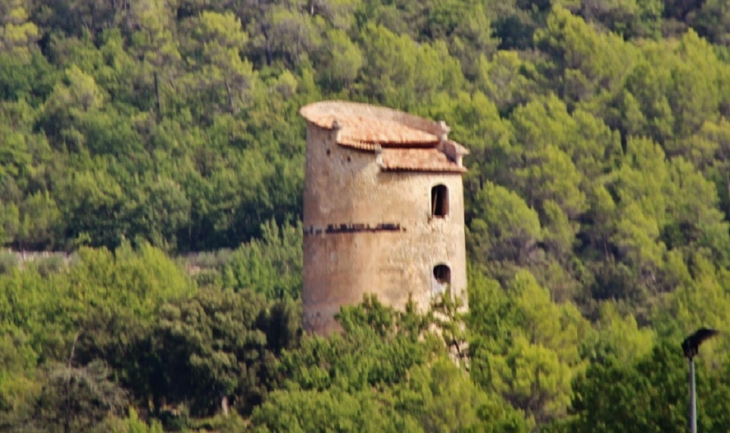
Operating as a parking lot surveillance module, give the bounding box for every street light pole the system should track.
[682,328,719,433]
[689,356,696,433]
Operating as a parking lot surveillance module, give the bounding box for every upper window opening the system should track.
[433,264,451,287]
[431,185,449,217]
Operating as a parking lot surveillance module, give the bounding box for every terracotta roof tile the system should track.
[380,148,467,173]
[308,113,439,147]
[300,101,443,148]
[300,101,469,173]
[336,137,379,151]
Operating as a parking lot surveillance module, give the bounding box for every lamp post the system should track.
[689,355,697,433]
[681,328,719,433]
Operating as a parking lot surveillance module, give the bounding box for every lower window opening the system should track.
[432,264,451,296]
[433,265,451,284]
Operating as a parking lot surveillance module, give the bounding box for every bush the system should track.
[35,253,67,277]
[0,251,18,275]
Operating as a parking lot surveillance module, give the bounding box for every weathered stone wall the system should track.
[302,123,467,334]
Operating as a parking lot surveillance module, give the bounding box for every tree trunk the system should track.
[154,71,162,121]
[221,395,229,417]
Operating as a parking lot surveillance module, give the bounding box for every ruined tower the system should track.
[300,101,469,334]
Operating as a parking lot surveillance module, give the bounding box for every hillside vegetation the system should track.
[3,0,730,431]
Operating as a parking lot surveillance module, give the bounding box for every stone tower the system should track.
[300,101,469,335]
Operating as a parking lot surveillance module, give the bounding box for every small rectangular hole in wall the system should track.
[431,184,449,217]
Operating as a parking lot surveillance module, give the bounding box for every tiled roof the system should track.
[300,101,444,147]
[336,137,380,151]
[336,136,439,151]
[300,101,468,173]
[304,113,440,147]
[380,148,467,173]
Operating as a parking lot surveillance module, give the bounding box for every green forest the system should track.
[3,0,730,431]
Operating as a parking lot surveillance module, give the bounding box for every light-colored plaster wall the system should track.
[302,123,468,334]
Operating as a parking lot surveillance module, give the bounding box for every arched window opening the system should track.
[432,264,451,296]
[433,265,451,285]
[431,184,449,217]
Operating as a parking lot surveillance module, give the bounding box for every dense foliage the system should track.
[4,0,730,430]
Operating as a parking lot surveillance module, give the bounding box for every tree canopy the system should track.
[3,0,730,430]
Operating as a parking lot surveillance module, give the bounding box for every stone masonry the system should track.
[300,101,469,335]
